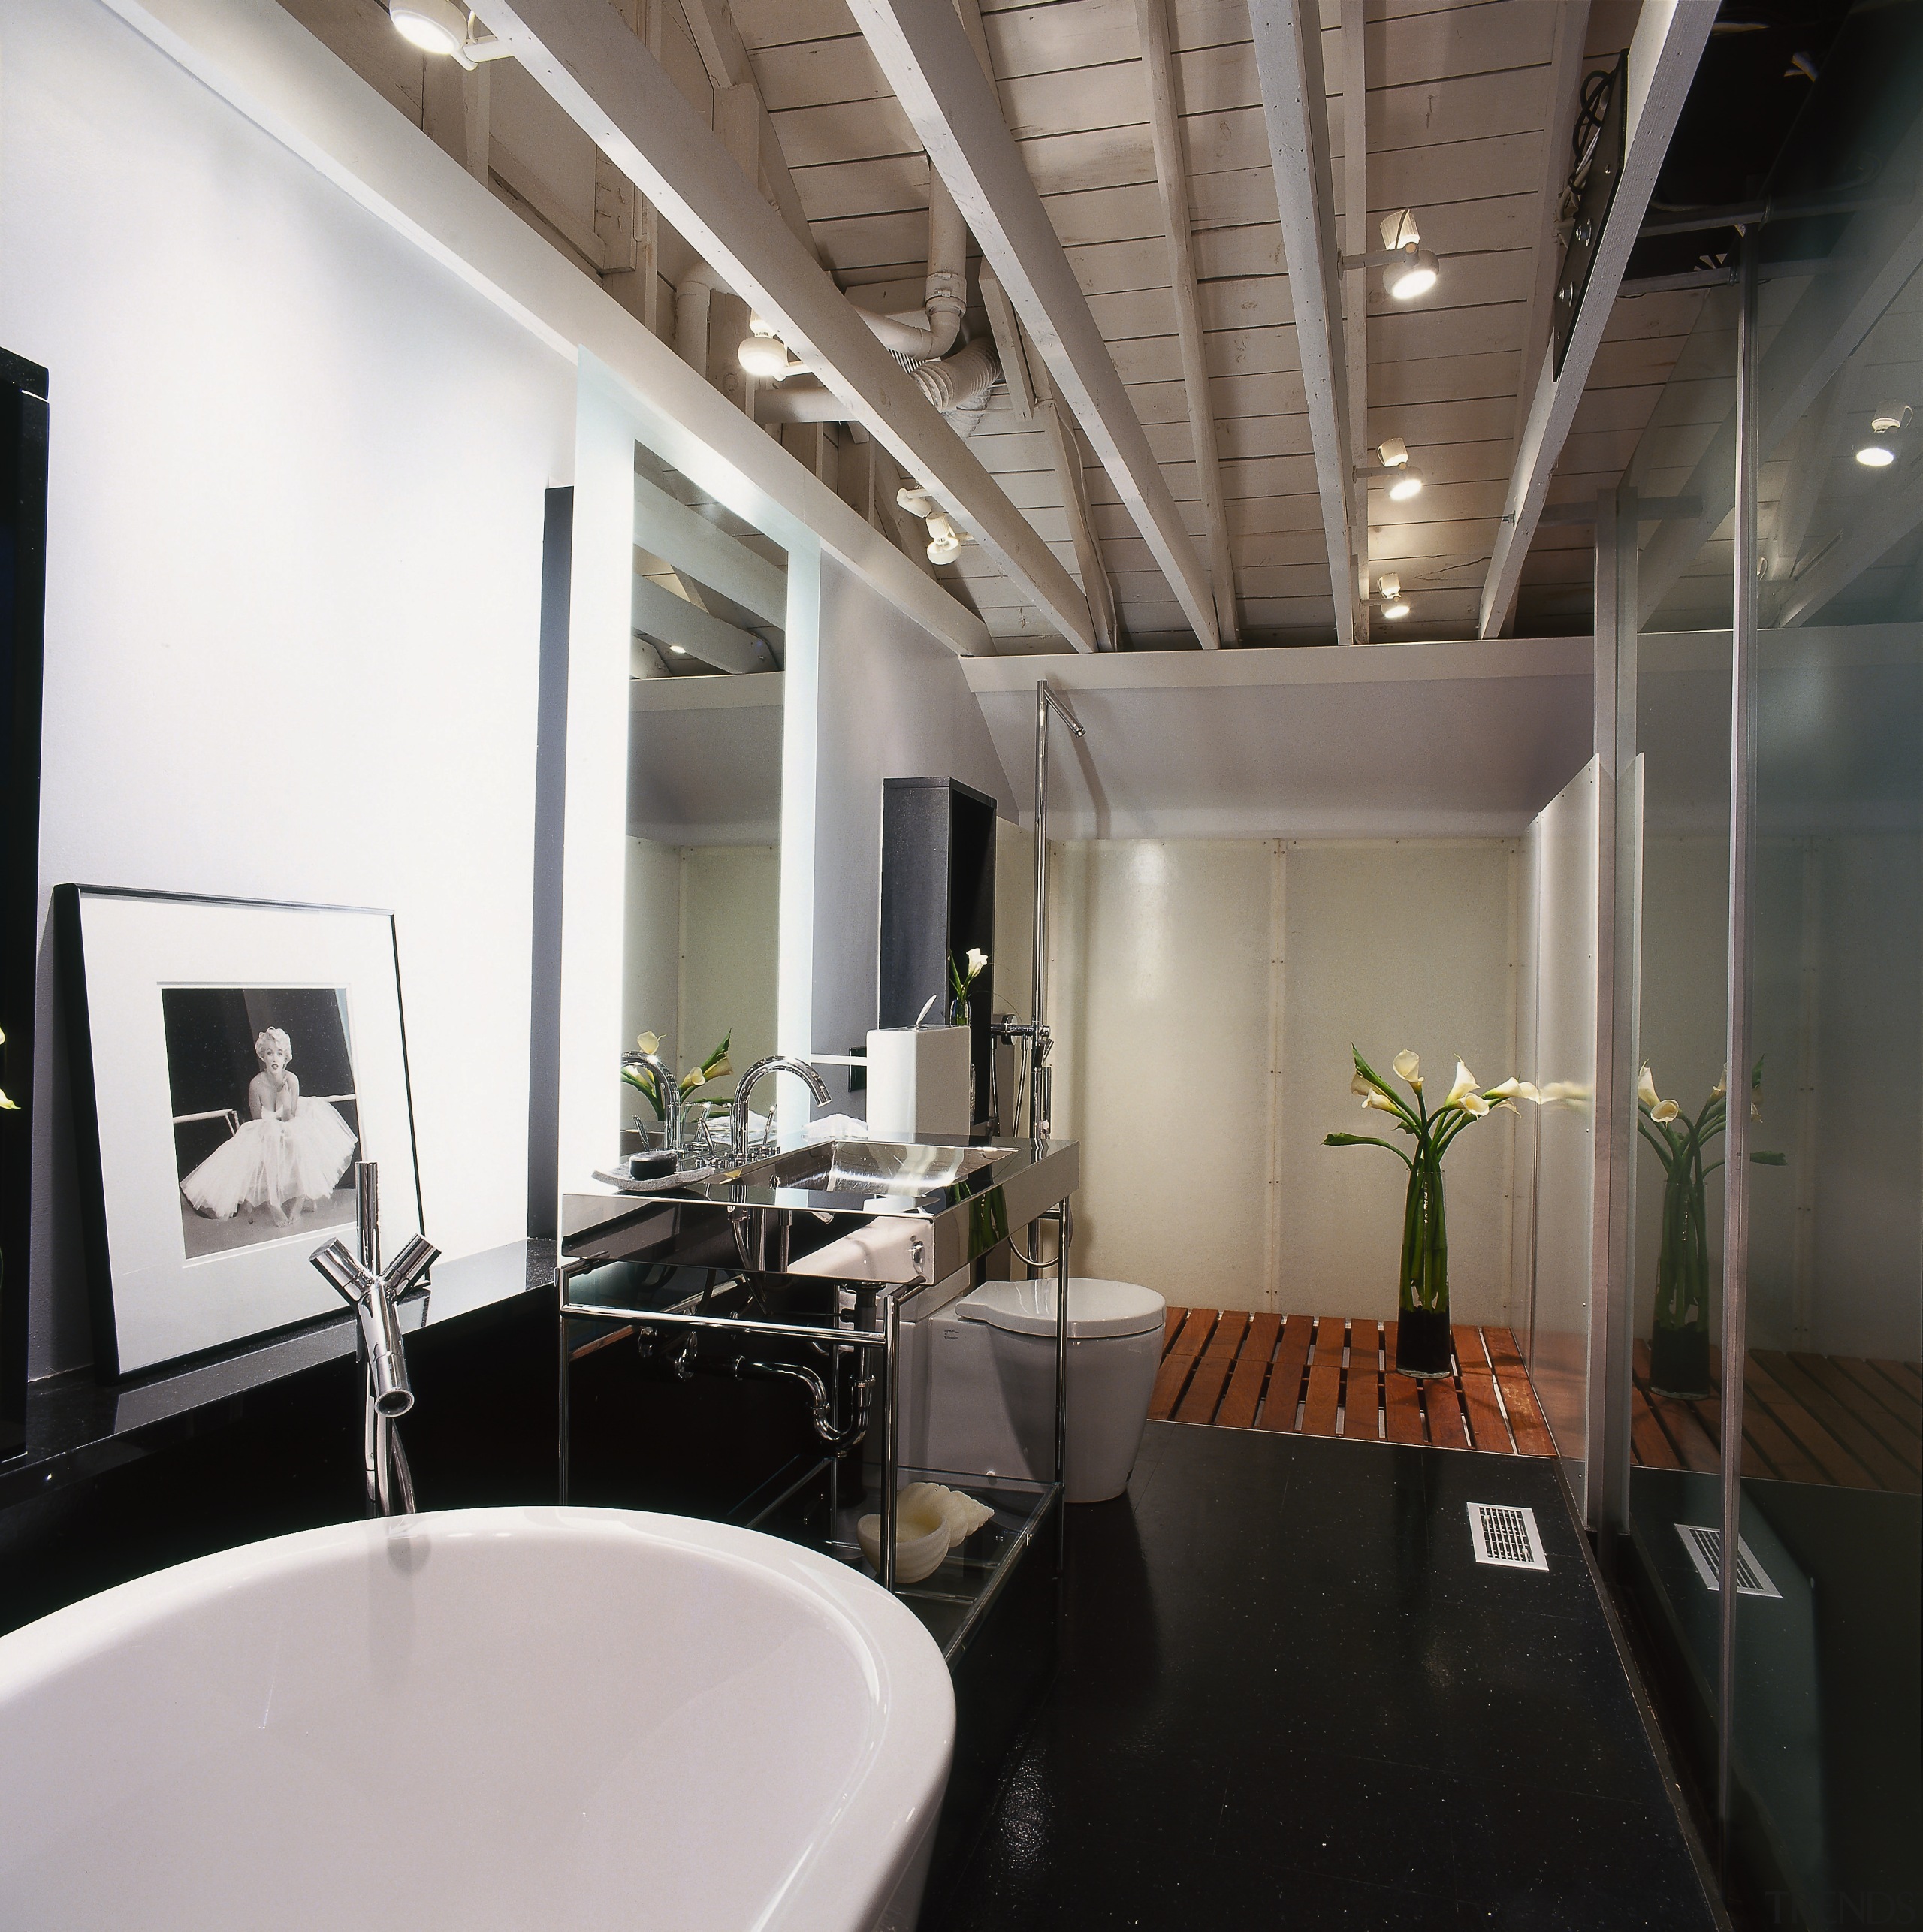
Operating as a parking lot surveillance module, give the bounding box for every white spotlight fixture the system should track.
[1379,210,1439,301]
[925,515,964,566]
[1360,437,1425,500]
[1378,574,1410,620]
[388,2,513,68]
[1856,403,1910,467]
[1340,210,1439,300]
[737,317,795,381]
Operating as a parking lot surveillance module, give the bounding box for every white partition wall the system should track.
[1524,759,1603,1485]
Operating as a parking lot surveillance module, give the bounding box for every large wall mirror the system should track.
[557,353,818,1209]
[623,442,785,1158]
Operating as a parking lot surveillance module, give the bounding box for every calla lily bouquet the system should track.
[948,948,988,1025]
[1326,1048,1540,1375]
[1638,1060,1782,1396]
[622,1030,732,1122]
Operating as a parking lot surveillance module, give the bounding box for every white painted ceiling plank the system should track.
[469,0,1097,648]
[845,0,1221,645]
[1475,0,1716,639]
[1250,0,1354,642]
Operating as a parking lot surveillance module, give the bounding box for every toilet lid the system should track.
[958,1277,1167,1341]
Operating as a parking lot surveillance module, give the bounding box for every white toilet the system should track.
[904,1277,1166,1505]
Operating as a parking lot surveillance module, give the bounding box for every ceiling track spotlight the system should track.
[1856,403,1912,468]
[1340,210,1440,302]
[388,1,514,68]
[1355,436,1425,501]
[1377,574,1410,621]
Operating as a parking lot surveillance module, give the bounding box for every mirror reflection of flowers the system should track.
[1324,1047,1542,1378]
[621,1031,732,1121]
[948,948,988,1026]
[1638,1061,1782,1399]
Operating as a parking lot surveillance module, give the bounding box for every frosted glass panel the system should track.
[1526,758,1600,1481]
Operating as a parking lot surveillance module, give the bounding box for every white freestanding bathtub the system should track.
[0,1507,955,1931]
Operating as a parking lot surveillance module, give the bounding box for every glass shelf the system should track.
[750,1464,1059,1660]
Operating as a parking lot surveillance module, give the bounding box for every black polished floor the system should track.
[928,1421,1718,1930]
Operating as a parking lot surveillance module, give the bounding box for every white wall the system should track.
[808,556,1013,1107]
[1044,836,1527,1321]
[2,0,575,1372]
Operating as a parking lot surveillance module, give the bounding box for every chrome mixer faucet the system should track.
[311,1161,439,1517]
[730,1055,831,1163]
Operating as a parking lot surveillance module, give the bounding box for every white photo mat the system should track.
[64,889,421,1376]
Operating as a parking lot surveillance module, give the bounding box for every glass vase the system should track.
[1395,1156,1453,1378]
[1649,1160,1713,1398]
[948,994,970,1028]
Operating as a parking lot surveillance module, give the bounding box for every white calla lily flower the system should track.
[1393,1049,1422,1090]
[1363,1090,1402,1115]
[965,947,988,979]
[635,1031,660,1058]
[1443,1059,1487,1113]
[1651,1099,1680,1123]
[1638,1064,1660,1110]
[1351,1070,1374,1099]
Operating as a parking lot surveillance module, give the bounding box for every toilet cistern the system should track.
[309,1161,439,1517]
[731,1055,832,1162]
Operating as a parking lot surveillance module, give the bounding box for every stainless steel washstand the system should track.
[559,1134,1079,1601]
[311,1161,439,1517]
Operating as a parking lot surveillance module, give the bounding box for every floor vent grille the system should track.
[1675,1525,1783,1599]
[1468,1502,1548,1571]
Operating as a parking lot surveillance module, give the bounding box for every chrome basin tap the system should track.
[731,1055,831,1163]
[311,1161,439,1517]
[624,1048,681,1155]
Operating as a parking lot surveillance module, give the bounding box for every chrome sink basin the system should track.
[735,1140,1007,1196]
[563,1136,1080,1286]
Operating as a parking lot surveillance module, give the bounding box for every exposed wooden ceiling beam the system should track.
[1636,150,1923,624]
[471,0,1096,649]
[845,0,1221,648]
[632,571,772,672]
[1250,0,1354,645]
[1475,0,1716,640]
[632,469,786,628]
[1509,5,1592,460]
[1338,0,1368,643]
[1137,0,1237,645]
[1777,460,1923,628]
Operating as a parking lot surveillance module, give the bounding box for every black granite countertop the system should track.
[0,1240,554,1513]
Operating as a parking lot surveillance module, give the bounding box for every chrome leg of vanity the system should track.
[1054,1202,1070,1490]
[880,1291,900,1592]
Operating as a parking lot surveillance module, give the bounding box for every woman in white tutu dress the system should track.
[179,1027,359,1227]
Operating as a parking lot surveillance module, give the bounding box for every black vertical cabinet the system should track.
[1,352,48,1464]
[879,778,997,1128]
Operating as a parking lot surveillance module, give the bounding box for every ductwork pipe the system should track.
[675,262,724,373]
[758,340,1001,424]
[849,171,967,360]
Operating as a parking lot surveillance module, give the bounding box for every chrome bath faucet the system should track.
[311,1161,439,1517]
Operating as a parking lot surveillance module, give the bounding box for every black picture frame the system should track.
[56,885,424,1381]
[1,350,49,1460]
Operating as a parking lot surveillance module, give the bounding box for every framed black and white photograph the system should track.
[56,886,422,1378]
